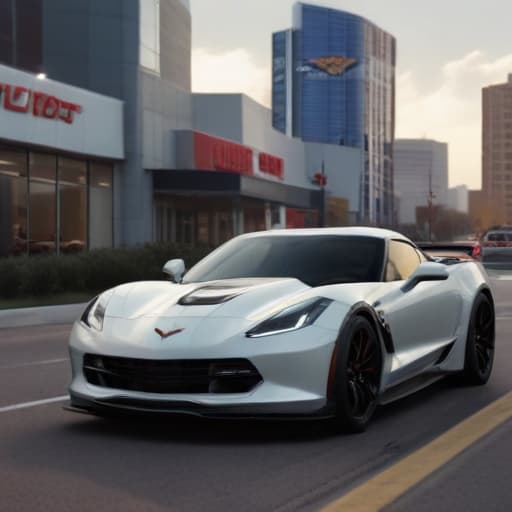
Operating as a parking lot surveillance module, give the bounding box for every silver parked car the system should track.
[481,228,512,268]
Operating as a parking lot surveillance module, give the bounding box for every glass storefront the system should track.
[153,196,267,248]
[59,157,87,254]
[0,144,113,257]
[29,152,57,255]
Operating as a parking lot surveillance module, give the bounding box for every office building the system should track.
[272,3,396,224]
[394,139,449,225]
[483,74,512,223]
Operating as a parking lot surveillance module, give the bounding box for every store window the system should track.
[176,210,195,245]
[89,162,113,249]
[0,148,115,258]
[197,211,212,246]
[0,148,27,257]
[59,157,87,253]
[29,152,57,255]
[140,0,160,74]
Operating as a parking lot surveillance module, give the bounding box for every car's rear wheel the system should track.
[461,293,495,385]
[331,316,382,433]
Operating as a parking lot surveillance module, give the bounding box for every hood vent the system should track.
[178,285,249,306]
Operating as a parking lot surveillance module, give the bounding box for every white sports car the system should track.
[68,228,495,432]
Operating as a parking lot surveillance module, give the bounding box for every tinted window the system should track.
[183,235,385,287]
[386,240,421,281]
[486,232,512,242]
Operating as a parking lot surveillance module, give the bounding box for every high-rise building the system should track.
[482,75,512,223]
[272,3,396,225]
[394,139,449,225]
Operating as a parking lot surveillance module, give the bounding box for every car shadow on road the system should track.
[59,378,464,445]
[63,411,337,444]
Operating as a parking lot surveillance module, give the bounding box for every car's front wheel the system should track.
[461,293,495,385]
[331,316,382,433]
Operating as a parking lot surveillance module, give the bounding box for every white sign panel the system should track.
[0,64,124,160]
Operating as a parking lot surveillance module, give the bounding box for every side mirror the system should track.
[401,262,449,293]
[163,259,185,283]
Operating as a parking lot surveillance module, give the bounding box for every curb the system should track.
[0,303,87,329]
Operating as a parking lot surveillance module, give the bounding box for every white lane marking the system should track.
[496,316,512,321]
[0,358,67,370]
[0,395,68,414]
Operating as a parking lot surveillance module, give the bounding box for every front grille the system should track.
[83,354,263,394]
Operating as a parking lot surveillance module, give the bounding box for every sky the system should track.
[190,0,512,190]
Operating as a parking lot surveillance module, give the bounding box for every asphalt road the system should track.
[1,276,512,512]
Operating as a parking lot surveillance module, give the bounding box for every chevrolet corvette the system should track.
[67,228,495,432]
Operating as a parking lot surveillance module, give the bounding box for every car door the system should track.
[376,240,463,385]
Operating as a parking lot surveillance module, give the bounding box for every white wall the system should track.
[193,93,362,207]
[0,64,124,159]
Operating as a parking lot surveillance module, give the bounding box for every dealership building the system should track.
[0,0,390,257]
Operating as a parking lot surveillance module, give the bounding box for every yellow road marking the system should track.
[322,391,512,512]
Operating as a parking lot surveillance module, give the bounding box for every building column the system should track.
[233,200,244,236]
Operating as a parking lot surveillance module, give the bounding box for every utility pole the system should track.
[428,168,436,241]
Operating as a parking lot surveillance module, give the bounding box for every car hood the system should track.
[104,278,313,322]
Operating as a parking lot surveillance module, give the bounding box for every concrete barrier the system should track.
[0,303,87,329]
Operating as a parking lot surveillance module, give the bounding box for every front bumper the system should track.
[68,391,332,420]
[68,315,340,419]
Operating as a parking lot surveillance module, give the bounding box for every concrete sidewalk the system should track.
[0,303,86,329]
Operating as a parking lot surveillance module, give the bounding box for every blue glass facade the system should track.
[272,31,288,134]
[299,5,364,147]
[272,3,396,225]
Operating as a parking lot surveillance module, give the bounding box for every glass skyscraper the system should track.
[273,3,396,225]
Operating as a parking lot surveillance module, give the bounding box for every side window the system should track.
[386,240,422,281]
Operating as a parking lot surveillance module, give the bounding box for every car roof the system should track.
[240,227,411,242]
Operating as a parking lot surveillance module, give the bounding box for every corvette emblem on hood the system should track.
[154,328,184,340]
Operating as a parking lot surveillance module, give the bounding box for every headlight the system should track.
[246,298,332,338]
[81,290,114,331]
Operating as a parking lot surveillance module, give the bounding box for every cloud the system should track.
[192,48,512,191]
[396,51,512,189]
[192,48,271,107]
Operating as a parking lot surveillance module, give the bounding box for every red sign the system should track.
[259,152,284,179]
[0,83,83,124]
[194,131,253,176]
[313,172,327,187]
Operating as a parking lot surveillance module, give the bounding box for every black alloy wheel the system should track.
[462,293,495,385]
[332,316,382,433]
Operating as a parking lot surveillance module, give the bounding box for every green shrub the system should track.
[0,243,211,300]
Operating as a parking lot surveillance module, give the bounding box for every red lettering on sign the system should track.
[2,84,30,112]
[42,95,59,119]
[58,101,82,124]
[259,152,284,179]
[194,132,254,176]
[0,82,82,124]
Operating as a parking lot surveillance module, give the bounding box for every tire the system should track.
[461,293,495,385]
[331,316,382,433]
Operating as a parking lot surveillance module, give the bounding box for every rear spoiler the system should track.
[418,243,481,260]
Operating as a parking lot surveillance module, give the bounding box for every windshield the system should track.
[183,235,385,287]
